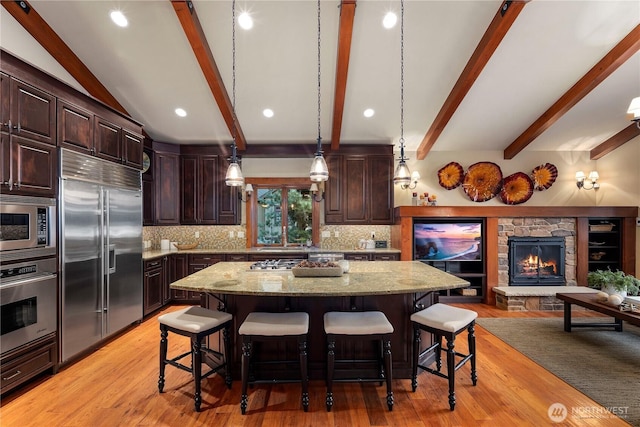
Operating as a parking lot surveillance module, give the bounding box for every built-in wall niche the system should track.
[413,218,486,302]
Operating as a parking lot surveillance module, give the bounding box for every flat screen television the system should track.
[413,219,483,262]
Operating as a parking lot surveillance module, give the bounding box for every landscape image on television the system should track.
[414,222,482,261]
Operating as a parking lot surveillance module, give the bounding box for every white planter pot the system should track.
[601,284,627,298]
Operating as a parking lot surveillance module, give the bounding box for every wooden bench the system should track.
[555,292,640,332]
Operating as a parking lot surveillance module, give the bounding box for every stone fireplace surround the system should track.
[392,205,638,311]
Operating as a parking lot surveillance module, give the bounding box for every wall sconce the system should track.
[575,171,599,190]
[628,96,640,128]
[238,183,253,202]
[310,182,324,202]
[401,170,420,190]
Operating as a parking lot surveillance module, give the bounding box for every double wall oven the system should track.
[0,195,57,356]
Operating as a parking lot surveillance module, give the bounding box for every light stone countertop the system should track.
[169,261,469,297]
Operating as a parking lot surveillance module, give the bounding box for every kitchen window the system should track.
[246,178,320,248]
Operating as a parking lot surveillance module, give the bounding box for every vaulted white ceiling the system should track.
[1,0,638,159]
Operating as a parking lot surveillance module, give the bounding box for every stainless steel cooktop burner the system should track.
[248,259,304,270]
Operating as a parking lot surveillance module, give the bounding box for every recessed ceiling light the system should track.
[383,11,397,29]
[238,12,253,30]
[175,108,187,117]
[263,108,274,118]
[363,108,375,118]
[110,10,128,28]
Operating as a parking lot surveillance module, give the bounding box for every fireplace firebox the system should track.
[508,237,565,286]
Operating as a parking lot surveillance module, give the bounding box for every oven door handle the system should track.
[0,272,57,289]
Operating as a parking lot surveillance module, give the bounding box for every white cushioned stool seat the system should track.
[238,312,309,336]
[324,311,394,335]
[411,303,477,333]
[159,306,232,333]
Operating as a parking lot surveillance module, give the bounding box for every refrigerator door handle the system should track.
[108,244,116,274]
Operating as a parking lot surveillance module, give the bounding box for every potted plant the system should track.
[587,268,640,297]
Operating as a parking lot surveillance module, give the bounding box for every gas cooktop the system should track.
[248,259,304,270]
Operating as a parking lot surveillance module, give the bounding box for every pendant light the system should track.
[225,0,244,187]
[393,0,411,187]
[309,0,329,182]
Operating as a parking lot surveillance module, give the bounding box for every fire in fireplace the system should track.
[508,237,565,286]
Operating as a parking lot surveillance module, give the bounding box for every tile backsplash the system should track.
[143,225,391,251]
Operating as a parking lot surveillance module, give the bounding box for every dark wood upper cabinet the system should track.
[368,155,394,223]
[179,146,239,226]
[58,100,94,154]
[1,73,10,187]
[10,78,56,146]
[325,147,394,225]
[1,75,56,197]
[94,116,122,164]
[180,155,199,224]
[122,129,143,169]
[154,148,180,225]
[8,134,57,196]
[344,155,367,223]
[1,72,9,131]
[217,155,239,225]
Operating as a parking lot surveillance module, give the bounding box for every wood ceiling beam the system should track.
[504,24,640,159]
[1,0,128,115]
[416,0,527,160]
[171,0,246,150]
[330,0,357,151]
[590,123,640,160]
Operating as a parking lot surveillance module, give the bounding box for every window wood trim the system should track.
[245,178,320,248]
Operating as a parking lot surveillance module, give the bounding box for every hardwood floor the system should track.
[0,303,631,426]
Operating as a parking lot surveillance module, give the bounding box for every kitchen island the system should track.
[170,261,469,379]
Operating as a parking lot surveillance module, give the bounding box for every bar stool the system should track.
[158,306,233,412]
[238,312,310,414]
[411,303,477,411]
[323,311,394,412]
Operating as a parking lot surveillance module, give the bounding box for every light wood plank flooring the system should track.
[0,304,631,426]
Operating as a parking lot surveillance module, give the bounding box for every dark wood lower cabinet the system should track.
[0,333,57,396]
[205,292,435,380]
[170,254,201,303]
[143,258,165,316]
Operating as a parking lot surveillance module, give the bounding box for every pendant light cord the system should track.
[232,0,237,155]
[316,0,322,152]
[399,0,405,159]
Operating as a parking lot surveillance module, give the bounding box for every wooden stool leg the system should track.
[326,339,335,412]
[446,336,456,411]
[158,326,167,393]
[411,326,420,392]
[468,322,477,386]
[223,325,232,389]
[192,337,202,412]
[299,338,309,412]
[383,338,394,411]
[435,334,443,372]
[240,338,252,415]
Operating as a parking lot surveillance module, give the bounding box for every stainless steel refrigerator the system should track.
[59,149,143,363]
